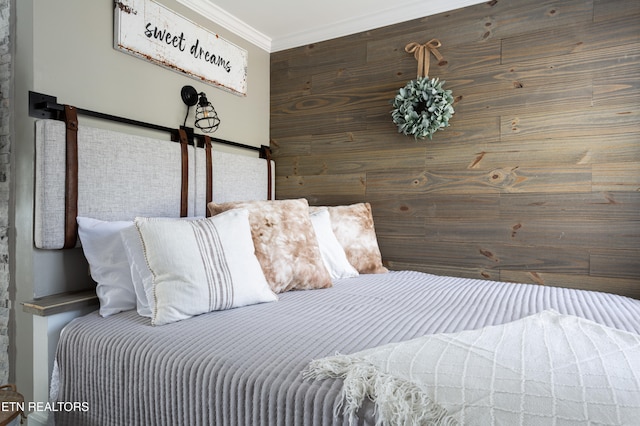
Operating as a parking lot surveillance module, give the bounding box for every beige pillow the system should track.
[208,198,332,293]
[310,203,388,274]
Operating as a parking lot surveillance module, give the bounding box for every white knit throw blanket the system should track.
[304,310,640,425]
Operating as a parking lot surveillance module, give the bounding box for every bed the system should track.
[33,115,640,425]
[52,272,640,425]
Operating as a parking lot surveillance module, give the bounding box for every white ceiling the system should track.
[175,0,486,52]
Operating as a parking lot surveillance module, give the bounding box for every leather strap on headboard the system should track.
[203,135,213,217]
[63,105,79,248]
[178,129,189,217]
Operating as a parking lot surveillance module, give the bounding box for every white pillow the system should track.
[120,225,153,317]
[310,209,359,280]
[76,217,136,317]
[135,209,278,326]
[309,203,388,274]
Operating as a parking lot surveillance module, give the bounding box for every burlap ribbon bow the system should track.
[405,39,444,79]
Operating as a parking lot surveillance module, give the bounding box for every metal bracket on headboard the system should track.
[28,91,263,153]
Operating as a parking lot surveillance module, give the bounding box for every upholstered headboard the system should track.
[34,119,274,249]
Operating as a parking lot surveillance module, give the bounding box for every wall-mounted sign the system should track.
[114,0,248,96]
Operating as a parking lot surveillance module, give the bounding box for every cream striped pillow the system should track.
[135,209,277,326]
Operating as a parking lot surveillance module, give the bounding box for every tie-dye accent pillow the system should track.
[310,203,388,274]
[208,198,332,293]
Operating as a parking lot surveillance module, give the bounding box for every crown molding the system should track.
[270,0,486,52]
[177,0,485,53]
[174,0,272,52]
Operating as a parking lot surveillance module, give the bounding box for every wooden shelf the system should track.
[22,289,98,317]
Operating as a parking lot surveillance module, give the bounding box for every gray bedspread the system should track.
[53,270,640,425]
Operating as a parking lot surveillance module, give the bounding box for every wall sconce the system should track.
[181,85,221,133]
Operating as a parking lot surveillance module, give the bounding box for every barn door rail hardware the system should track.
[27,90,267,156]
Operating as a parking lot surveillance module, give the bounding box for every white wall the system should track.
[13,0,270,405]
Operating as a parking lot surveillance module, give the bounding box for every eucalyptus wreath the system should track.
[391,77,454,140]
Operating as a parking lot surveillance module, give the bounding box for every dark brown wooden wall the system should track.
[270,0,640,298]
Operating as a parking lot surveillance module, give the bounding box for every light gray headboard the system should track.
[34,119,274,249]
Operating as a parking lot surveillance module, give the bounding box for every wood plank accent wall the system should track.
[270,0,640,298]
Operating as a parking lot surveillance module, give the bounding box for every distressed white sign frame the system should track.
[114,0,248,96]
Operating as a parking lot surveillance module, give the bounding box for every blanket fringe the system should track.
[304,356,457,426]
